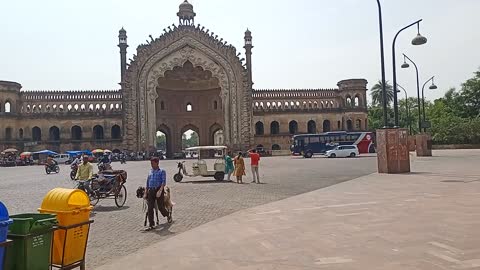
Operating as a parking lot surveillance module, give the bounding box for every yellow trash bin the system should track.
[38,188,92,266]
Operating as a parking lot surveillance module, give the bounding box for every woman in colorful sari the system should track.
[233,152,246,184]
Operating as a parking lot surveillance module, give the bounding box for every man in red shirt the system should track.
[249,149,261,183]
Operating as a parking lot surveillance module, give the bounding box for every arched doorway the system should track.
[49,126,60,141]
[155,61,224,153]
[346,120,353,131]
[322,120,331,132]
[71,126,82,140]
[307,120,316,134]
[157,124,172,158]
[209,123,224,146]
[32,126,42,141]
[182,128,199,150]
[270,121,280,135]
[289,120,298,135]
[255,121,264,135]
[93,125,104,141]
[111,125,121,139]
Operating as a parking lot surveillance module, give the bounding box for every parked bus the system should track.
[291,131,375,158]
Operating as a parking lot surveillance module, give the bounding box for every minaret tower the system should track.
[118,27,128,83]
[244,29,254,88]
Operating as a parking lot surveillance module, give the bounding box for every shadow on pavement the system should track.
[182,180,235,184]
[93,205,131,212]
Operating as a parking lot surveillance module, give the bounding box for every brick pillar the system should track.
[376,128,410,173]
[415,133,432,157]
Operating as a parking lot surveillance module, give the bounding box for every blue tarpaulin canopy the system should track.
[32,150,58,156]
[65,150,92,157]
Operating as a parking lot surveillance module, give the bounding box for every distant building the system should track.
[0,1,367,157]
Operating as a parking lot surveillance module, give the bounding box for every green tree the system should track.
[460,69,480,118]
[156,134,166,150]
[370,80,394,107]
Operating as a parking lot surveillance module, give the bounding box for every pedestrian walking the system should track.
[224,151,234,181]
[233,152,246,184]
[249,149,261,183]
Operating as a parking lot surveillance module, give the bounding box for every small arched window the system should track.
[354,96,360,107]
[255,121,264,135]
[270,121,280,135]
[213,100,218,110]
[19,128,24,139]
[186,103,193,112]
[160,101,165,110]
[4,101,11,113]
[289,120,298,135]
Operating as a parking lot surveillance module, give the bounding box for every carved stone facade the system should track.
[0,1,368,155]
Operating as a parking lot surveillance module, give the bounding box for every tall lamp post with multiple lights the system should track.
[392,20,428,127]
[396,84,411,135]
[421,76,438,132]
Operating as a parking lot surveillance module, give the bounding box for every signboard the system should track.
[421,121,431,129]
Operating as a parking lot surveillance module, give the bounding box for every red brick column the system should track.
[376,128,410,173]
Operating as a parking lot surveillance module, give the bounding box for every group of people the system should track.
[224,149,261,184]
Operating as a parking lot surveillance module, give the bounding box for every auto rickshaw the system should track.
[173,146,226,182]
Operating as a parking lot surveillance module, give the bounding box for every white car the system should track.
[53,154,70,164]
[325,145,359,158]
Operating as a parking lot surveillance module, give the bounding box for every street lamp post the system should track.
[421,76,438,132]
[376,0,388,128]
[392,20,427,127]
[396,84,411,135]
[401,53,422,133]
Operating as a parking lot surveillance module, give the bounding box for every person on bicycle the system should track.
[75,154,94,194]
[144,157,171,230]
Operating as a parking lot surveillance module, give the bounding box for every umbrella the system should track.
[3,148,18,153]
[103,149,112,153]
[20,151,32,157]
[92,149,104,154]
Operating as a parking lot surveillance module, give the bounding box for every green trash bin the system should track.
[5,213,57,270]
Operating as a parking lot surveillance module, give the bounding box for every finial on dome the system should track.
[177,0,196,26]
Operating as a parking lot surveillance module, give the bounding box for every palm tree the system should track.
[371,80,394,107]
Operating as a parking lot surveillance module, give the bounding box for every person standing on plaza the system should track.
[248,149,261,183]
[233,152,246,184]
[224,151,234,181]
[144,157,171,230]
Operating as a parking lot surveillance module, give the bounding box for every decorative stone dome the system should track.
[177,0,196,24]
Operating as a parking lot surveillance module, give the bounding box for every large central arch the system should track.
[122,28,252,152]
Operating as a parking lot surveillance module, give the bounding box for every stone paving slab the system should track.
[96,150,480,270]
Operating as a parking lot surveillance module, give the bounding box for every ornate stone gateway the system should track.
[121,1,252,155]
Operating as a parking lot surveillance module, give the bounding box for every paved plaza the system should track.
[0,154,377,268]
[95,149,480,270]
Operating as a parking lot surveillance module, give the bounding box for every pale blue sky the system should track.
[1,0,479,102]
